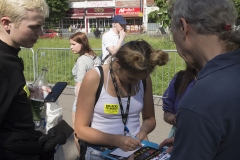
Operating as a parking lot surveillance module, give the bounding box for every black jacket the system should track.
[0,40,42,159]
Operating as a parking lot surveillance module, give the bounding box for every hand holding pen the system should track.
[125,126,148,141]
[124,126,142,150]
[124,126,136,139]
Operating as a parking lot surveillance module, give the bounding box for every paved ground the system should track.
[58,87,171,160]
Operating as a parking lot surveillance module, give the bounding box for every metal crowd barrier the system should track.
[19,48,185,97]
[19,48,35,82]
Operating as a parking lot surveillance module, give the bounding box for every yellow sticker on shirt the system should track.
[23,84,30,97]
[104,104,119,114]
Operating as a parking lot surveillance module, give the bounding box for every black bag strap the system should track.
[142,79,146,93]
[101,53,111,65]
[95,66,104,105]
[174,71,185,96]
[79,139,87,160]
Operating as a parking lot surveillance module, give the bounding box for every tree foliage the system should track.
[148,0,170,28]
[45,0,69,28]
[233,0,240,24]
[150,0,240,27]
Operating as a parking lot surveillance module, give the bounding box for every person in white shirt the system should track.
[101,15,126,64]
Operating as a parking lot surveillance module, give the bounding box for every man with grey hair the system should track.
[0,0,60,159]
[159,0,240,159]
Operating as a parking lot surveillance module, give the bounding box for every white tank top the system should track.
[91,67,144,136]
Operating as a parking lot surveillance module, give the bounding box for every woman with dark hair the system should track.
[69,32,101,157]
[74,39,169,159]
[162,65,198,137]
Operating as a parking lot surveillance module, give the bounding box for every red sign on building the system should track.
[115,8,141,15]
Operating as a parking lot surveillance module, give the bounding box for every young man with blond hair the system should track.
[0,0,59,159]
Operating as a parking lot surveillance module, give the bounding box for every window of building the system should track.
[62,19,85,29]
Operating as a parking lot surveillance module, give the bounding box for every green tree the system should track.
[150,0,240,27]
[45,0,69,28]
[233,0,240,25]
[148,0,170,28]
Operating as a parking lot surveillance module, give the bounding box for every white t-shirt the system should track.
[101,29,123,64]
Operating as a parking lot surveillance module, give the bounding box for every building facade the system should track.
[61,0,158,34]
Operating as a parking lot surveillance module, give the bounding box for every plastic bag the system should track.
[40,101,64,160]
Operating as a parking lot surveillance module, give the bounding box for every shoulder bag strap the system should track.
[101,53,111,65]
[95,66,104,105]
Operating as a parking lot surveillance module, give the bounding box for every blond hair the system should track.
[0,0,49,29]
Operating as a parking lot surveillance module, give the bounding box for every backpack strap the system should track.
[95,66,104,105]
[101,53,111,65]
[174,71,185,96]
[142,79,146,93]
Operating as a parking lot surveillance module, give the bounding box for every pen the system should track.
[124,126,135,139]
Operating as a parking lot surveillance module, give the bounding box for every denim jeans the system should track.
[85,147,107,160]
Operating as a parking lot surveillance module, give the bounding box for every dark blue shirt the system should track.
[162,73,196,114]
[171,49,240,160]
